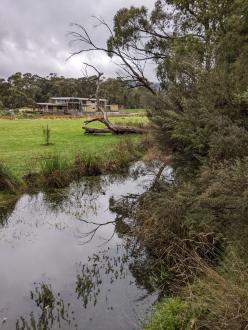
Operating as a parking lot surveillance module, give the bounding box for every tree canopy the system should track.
[71,0,248,168]
[0,72,150,110]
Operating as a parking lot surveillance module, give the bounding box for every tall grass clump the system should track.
[73,153,102,177]
[159,249,248,330]
[39,154,71,188]
[30,138,144,189]
[0,162,19,193]
[143,239,248,330]
[106,137,141,171]
[73,138,141,177]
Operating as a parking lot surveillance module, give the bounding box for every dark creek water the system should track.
[0,162,172,330]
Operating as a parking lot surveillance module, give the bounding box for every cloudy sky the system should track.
[0,0,154,79]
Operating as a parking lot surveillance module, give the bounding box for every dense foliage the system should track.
[107,0,248,168]
[102,1,248,328]
[0,72,150,109]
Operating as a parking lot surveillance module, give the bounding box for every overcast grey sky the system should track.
[0,0,155,78]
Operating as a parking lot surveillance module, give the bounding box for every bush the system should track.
[136,180,222,284]
[135,155,248,285]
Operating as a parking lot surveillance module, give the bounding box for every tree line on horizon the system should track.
[0,72,152,110]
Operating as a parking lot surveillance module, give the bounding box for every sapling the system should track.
[43,125,51,146]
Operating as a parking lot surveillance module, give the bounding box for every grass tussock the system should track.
[26,137,142,189]
[136,182,223,286]
[39,154,72,188]
[0,163,19,193]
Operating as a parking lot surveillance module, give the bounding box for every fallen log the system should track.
[83,117,148,134]
[82,126,111,134]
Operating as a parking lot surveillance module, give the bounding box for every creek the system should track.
[0,162,172,330]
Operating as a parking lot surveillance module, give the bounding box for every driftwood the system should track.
[82,117,148,135]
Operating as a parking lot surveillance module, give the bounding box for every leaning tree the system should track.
[69,1,248,162]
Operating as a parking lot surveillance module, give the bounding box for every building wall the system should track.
[38,98,109,113]
[110,104,119,111]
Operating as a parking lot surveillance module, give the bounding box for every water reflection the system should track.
[0,196,18,227]
[16,283,77,330]
[15,243,156,329]
[0,162,171,330]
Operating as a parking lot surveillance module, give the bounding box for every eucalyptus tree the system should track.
[70,0,248,166]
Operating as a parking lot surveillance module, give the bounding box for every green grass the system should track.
[121,108,146,114]
[144,297,195,330]
[0,116,147,177]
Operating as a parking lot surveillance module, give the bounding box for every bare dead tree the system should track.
[82,63,109,121]
[68,17,157,95]
[82,117,149,134]
[80,63,149,134]
[68,17,157,135]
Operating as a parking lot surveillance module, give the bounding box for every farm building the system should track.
[37,97,111,114]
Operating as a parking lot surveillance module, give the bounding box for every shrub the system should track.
[136,180,222,284]
[208,122,248,162]
[135,155,248,285]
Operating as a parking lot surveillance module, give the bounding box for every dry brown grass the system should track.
[184,253,248,329]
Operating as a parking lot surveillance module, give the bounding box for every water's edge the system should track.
[0,162,172,330]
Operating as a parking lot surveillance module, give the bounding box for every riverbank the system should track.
[0,116,148,177]
[137,157,248,329]
[2,117,247,330]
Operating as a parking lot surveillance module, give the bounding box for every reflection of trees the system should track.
[75,243,158,309]
[16,243,157,329]
[16,283,78,330]
[42,189,69,212]
[42,176,107,217]
[13,163,164,327]
[75,249,130,308]
[0,195,18,227]
[74,185,159,300]
[109,194,139,221]
[76,262,102,308]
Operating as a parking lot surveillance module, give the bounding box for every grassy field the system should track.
[120,108,146,114]
[0,116,147,177]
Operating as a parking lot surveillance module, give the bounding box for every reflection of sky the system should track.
[0,162,168,329]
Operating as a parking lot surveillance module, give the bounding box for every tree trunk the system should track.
[83,117,148,134]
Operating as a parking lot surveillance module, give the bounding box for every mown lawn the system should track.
[0,116,147,177]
